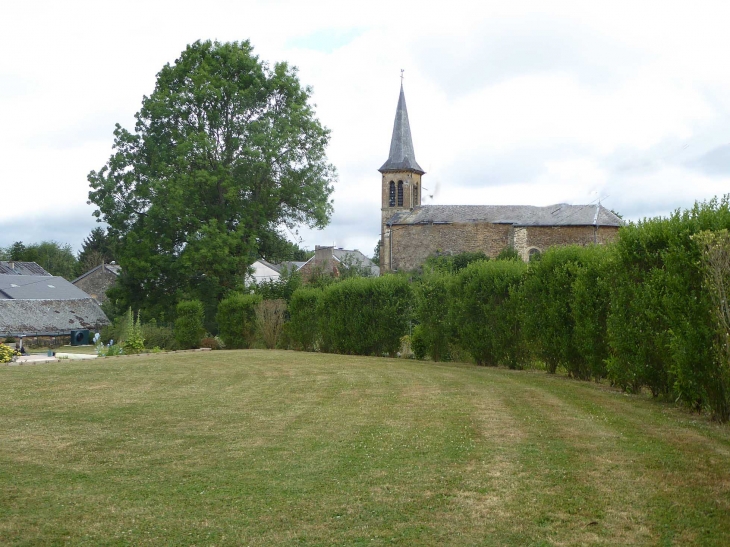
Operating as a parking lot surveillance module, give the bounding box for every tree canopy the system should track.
[88,40,336,324]
[76,227,117,275]
[1,241,77,280]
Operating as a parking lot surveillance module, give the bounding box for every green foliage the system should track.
[495,246,521,261]
[570,245,613,380]
[87,39,336,325]
[413,272,453,361]
[410,326,428,360]
[520,246,588,375]
[216,293,262,349]
[607,197,730,411]
[422,251,489,275]
[318,276,413,356]
[76,227,117,276]
[174,300,206,350]
[255,299,287,349]
[141,320,176,350]
[4,240,78,280]
[286,287,322,351]
[250,266,302,302]
[450,259,527,368]
[120,308,145,354]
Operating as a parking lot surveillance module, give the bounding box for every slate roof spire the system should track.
[379,82,425,174]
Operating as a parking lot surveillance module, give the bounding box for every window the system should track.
[413,184,418,204]
[397,181,404,207]
[389,181,395,207]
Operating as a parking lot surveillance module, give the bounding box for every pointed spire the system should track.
[379,82,425,174]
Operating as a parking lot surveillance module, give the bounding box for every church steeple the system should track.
[379,83,424,174]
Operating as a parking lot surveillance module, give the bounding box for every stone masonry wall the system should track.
[388,223,621,271]
[73,268,117,304]
[389,222,513,271]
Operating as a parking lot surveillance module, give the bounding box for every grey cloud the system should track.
[0,213,100,254]
[686,143,730,176]
[414,16,647,98]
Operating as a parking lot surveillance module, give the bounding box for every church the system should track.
[378,84,623,273]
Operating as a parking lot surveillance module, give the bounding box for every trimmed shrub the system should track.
[450,259,527,368]
[216,293,261,349]
[318,275,413,356]
[142,321,176,350]
[520,246,588,375]
[413,272,453,361]
[174,300,205,349]
[570,245,613,380]
[287,287,322,351]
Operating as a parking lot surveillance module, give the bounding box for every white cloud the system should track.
[2,0,730,256]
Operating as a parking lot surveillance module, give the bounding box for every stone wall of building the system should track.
[388,222,621,271]
[73,268,117,304]
[389,222,514,271]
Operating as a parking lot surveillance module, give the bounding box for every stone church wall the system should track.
[389,222,513,271]
[389,222,621,270]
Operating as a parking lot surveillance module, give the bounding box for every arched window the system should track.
[413,184,418,204]
[389,181,395,207]
[528,248,542,262]
[397,181,404,207]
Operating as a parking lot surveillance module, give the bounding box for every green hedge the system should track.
[317,276,413,356]
[286,287,322,351]
[174,300,205,350]
[216,293,262,349]
[450,259,527,368]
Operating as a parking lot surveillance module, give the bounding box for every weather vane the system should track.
[400,69,404,82]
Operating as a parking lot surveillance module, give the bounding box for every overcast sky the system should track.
[2,0,730,256]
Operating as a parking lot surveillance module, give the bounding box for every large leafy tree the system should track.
[88,40,335,324]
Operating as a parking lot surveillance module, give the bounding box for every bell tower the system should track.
[379,80,425,272]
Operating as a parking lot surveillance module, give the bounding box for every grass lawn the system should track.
[1,350,729,546]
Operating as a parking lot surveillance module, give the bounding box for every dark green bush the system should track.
[216,293,262,349]
[608,197,730,411]
[413,272,453,361]
[570,245,612,380]
[141,321,176,350]
[318,275,413,356]
[174,300,205,349]
[451,259,527,368]
[520,246,587,375]
[286,287,322,351]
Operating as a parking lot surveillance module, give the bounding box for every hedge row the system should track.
[285,197,730,421]
[288,276,412,356]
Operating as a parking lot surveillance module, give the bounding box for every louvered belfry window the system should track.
[389,181,396,207]
[397,181,404,207]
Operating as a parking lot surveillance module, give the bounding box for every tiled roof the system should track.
[0,261,52,276]
[0,298,110,336]
[72,263,121,284]
[332,249,380,276]
[0,275,93,300]
[386,204,623,227]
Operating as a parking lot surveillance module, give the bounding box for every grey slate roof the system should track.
[0,298,110,336]
[0,275,93,300]
[280,261,307,272]
[386,204,623,227]
[379,84,425,174]
[0,261,51,276]
[72,263,121,284]
[332,249,380,276]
